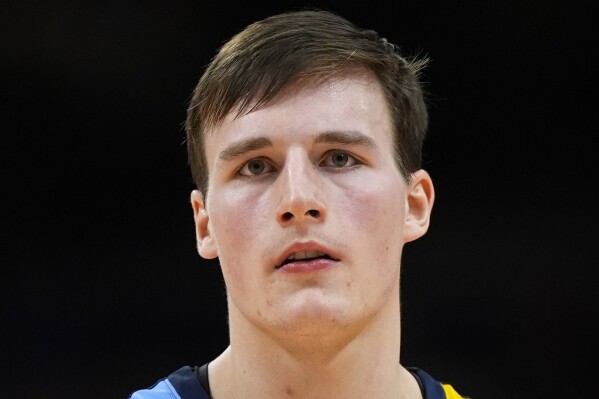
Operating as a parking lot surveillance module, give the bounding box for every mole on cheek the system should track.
[285,387,294,396]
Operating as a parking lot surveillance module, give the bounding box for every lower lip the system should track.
[277,258,337,273]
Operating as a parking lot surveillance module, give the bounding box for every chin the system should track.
[271,293,356,334]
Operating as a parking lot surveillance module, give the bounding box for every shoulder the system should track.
[407,367,469,399]
[128,366,211,399]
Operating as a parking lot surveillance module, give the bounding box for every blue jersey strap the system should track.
[129,366,210,399]
[407,367,448,399]
[130,365,465,399]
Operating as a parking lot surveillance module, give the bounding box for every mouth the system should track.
[278,250,334,267]
[275,243,339,271]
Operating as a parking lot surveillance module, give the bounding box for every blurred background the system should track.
[3,1,597,398]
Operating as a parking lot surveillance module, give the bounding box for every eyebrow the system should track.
[314,130,378,149]
[217,130,377,161]
[219,137,273,160]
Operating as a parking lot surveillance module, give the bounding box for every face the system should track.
[192,72,434,338]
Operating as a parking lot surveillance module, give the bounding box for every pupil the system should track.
[248,160,265,174]
[332,152,348,166]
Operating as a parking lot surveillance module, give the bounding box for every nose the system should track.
[275,150,327,227]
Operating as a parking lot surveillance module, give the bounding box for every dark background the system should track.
[3,1,597,398]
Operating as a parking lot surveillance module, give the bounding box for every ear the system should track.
[190,190,218,259]
[403,169,435,243]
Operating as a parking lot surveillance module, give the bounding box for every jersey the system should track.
[128,364,467,399]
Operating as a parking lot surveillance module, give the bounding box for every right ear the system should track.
[190,190,218,259]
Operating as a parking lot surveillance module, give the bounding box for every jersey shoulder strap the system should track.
[128,366,211,399]
[442,383,468,399]
[407,367,468,399]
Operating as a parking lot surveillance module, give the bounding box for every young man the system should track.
[129,9,467,399]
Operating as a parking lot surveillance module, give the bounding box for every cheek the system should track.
[339,176,405,237]
[334,174,406,269]
[211,186,267,241]
[208,188,271,282]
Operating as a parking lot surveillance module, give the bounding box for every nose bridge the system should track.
[284,148,316,195]
[275,147,326,224]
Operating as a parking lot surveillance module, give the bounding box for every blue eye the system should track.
[322,151,358,168]
[331,152,349,167]
[239,158,273,176]
[247,160,265,174]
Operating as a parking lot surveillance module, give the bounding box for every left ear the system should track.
[403,169,435,243]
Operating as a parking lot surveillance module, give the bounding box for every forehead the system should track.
[204,71,393,159]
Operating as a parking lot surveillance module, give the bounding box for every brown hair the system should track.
[186,9,429,194]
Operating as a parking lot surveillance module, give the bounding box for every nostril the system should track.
[279,210,322,224]
[282,212,293,221]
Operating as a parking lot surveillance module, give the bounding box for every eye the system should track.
[321,151,358,168]
[238,158,275,176]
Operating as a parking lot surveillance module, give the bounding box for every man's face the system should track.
[192,72,433,337]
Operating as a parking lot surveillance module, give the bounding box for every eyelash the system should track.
[320,150,359,168]
[237,150,360,177]
[237,157,275,177]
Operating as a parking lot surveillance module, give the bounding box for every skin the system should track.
[191,71,434,399]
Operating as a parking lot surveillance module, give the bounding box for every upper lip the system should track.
[275,241,340,268]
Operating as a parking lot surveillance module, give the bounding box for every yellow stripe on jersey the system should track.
[442,384,467,399]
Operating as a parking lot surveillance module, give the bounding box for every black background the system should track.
[3,1,597,398]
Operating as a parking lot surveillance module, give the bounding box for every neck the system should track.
[208,296,422,399]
